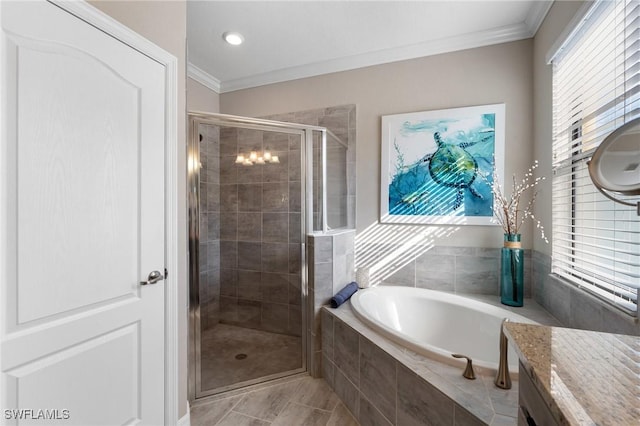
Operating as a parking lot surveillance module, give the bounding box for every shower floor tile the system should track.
[200,324,303,392]
[190,376,359,426]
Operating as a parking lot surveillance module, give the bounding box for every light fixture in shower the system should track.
[235,151,279,166]
[222,31,244,46]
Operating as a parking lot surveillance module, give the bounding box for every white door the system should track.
[1,1,166,425]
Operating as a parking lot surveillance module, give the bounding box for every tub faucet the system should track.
[494,318,512,389]
[451,354,476,380]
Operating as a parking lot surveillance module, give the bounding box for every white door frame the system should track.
[42,1,180,424]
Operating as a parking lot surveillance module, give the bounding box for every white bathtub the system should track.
[350,286,536,373]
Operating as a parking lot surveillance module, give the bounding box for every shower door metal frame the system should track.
[188,112,325,400]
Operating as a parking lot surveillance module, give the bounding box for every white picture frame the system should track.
[380,103,505,225]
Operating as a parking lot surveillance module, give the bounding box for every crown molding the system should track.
[525,1,554,37]
[194,7,553,95]
[187,62,221,93]
[219,22,534,93]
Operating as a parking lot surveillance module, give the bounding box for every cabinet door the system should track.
[518,363,559,426]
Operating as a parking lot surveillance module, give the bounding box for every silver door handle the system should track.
[140,270,164,285]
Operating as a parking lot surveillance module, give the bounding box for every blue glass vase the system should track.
[500,234,524,307]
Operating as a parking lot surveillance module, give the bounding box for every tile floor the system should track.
[200,324,302,392]
[190,376,359,426]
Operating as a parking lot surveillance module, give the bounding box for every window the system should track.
[551,0,640,315]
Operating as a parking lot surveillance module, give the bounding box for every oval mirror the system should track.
[588,118,640,211]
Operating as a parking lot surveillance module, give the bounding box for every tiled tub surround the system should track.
[505,322,640,425]
[308,230,356,377]
[321,298,560,426]
[531,251,640,336]
[355,244,638,336]
[360,245,532,298]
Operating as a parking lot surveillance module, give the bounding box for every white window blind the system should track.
[551,0,640,315]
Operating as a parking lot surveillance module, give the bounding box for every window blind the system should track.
[551,0,640,315]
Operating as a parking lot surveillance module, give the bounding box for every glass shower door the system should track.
[190,117,307,398]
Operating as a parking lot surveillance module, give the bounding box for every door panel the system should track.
[1,1,166,424]
[7,324,140,426]
[15,36,140,324]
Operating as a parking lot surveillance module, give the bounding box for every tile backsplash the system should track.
[531,251,639,336]
[366,245,532,298]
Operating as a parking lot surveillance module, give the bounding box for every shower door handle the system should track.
[140,270,164,285]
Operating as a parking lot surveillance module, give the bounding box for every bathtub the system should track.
[350,286,536,373]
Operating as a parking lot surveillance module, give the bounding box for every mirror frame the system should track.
[588,118,640,212]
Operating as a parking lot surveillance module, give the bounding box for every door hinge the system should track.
[164,268,168,280]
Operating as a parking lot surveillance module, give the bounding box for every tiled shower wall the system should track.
[196,104,357,346]
[199,124,221,332]
[324,137,348,230]
[263,105,356,230]
[218,127,302,336]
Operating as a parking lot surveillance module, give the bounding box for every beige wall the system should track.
[187,77,220,112]
[221,39,535,248]
[532,0,586,255]
[89,0,189,419]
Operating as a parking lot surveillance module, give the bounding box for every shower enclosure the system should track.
[188,111,349,400]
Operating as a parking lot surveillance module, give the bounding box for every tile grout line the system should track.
[271,377,345,425]
[331,401,360,426]
[229,407,275,424]
[211,394,248,426]
[245,378,309,423]
[395,361,398,426]
[290,400,336,414]
[198,367,351,424]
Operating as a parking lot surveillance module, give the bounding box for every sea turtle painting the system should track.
[421,131,488,209]
[386,111,498,219]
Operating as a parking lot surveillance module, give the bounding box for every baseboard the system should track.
[177,402,190,426]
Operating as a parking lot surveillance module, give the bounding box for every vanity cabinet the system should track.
[517,362,558,426]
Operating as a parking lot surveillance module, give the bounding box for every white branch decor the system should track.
[488,160,548,242]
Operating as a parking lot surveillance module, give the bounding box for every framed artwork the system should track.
[380,103,505,225]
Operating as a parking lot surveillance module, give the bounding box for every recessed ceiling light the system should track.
[223,31,244,46]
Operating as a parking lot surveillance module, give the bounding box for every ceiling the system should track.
[187,1,553,93]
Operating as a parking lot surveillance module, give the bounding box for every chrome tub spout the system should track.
[494,318,512,389]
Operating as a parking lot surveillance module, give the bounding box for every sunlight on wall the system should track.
[360,162,500,286]
[355,223,458,286]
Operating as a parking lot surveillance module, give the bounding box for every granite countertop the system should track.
[504,322,640,425]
